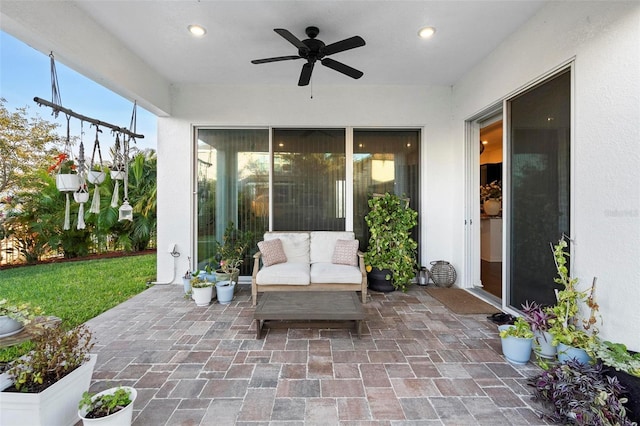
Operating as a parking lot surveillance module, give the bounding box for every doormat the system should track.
[425,288,500,314]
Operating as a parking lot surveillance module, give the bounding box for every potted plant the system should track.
[521,300,557,360]
[190,276,214,307]
[215,279,235,305]
[592,340,640,423]
[0,299,39,339]
[363,193,418,292]
[87,164,106,185]
[498,316,534,365]
[49,153,79,192]
[546,236,600,365]
[529,359,634,425]
[78,386,137,426]
[1,325,97,426]
[215,222,252,284]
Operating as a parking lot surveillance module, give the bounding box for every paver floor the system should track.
[84,284,550,425]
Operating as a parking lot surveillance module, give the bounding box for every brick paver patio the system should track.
[84,284,549,425]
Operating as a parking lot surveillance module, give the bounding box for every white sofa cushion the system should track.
[256,262,310,285]
[264,232,310,264]
[309,231,355,264]
[310,262,362,284]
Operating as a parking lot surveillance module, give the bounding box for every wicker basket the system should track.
[430,260,456,287]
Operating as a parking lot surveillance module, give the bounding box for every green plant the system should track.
[499,316,534,339]
[363,193,418,291]
[6,324,94,393]
[190,276,212,288]
[529,359,634,425]
[0,299,41,325]
[216,221,253,273]
[546,236,600,350]
[79,387,133,418]
[592,341,640,378]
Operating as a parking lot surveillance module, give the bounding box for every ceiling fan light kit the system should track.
[251,26,366,86]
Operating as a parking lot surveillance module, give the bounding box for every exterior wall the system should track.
[157,84,454,286]
[452,2,640,350]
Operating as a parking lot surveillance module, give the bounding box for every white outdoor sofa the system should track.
[251,231,367,306]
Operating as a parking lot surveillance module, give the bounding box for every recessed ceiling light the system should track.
[418,26,436,39]
[482,140,489,145]
[188,24,207,37]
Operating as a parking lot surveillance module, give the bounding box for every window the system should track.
[195,127,421,275]
[353,130,421,250]
[196,129,269,274]
[272,129,346,231]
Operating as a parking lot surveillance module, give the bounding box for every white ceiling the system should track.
[67,0,545,87]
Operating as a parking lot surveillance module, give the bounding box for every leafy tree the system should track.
[0,99,60,196]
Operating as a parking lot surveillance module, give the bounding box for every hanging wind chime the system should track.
[88,125,106,214]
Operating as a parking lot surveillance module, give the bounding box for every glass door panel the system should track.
[507,69,571,308]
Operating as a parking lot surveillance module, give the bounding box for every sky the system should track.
[0,31,157,152]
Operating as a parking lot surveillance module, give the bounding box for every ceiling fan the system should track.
[251,26,365,86]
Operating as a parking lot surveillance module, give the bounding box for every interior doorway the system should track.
[479,117,503,299]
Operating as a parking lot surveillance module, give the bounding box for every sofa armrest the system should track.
[252,251,262,279]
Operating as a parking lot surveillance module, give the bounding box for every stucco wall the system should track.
[452,2,640,350]
[157,84,454,286]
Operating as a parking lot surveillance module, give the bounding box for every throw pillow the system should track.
[258,238,287,267]
[332,239,359,266]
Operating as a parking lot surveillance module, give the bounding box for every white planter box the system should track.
[0,353,97,426]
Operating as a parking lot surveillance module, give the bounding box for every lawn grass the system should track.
[1,254,156,327]
[0,254,156,362]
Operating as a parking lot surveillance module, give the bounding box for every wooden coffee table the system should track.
[253,292,364,339]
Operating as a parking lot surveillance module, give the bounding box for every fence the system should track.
[0,233,156,266]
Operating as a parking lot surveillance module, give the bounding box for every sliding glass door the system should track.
[195,127,421,276]
[507,68,571,308]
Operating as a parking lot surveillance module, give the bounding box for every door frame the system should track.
[464,104,505,307]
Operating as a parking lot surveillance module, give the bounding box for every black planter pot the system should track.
[605,367,640,422]
[367,268,395,293]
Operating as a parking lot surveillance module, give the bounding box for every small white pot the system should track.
[56,174,80,192]
[87,171,106,185]
[74,192,90,203]
[110,170,125,180]
[216,281,236,305]
[192,286,213,307]
[78,386,137,426]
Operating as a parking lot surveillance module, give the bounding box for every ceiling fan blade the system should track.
[274,28,308,51]
[251,56,301,64]
[298,62,314,86]
[321,58,363,79]
[322,36,365,56]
